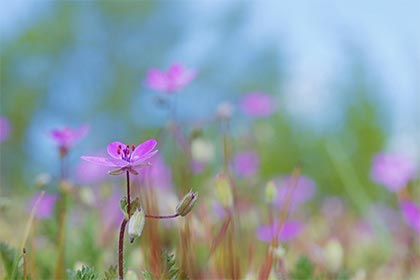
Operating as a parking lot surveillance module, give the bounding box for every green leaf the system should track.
[0,242,23,280]
[68,265,99,280]
[141,270,153,280]
[102,265,117,280]
[290,256,314,280]
[162,251,188,280]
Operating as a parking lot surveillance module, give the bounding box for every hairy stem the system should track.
[118,219,128,280]
[126,171,131,217]
[145,213,180,219]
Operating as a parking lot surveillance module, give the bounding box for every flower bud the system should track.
[176,190,198,216]
[265,180,277,203]
[128,208,145,243]
[126,270,138,280]
[323,238,343,272]
[215,173,233,209]
[191,139,214,163]
[120,197,128,220]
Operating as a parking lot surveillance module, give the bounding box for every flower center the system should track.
[117,144,136,162]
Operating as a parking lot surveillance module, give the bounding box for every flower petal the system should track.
[131,139,158,161]
[81,156,125,167]
[132,150,159,165]
[107,141,125,159]
[146,69,168,91]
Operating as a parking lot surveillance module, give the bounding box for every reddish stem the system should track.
[118,219,128,280]
[126,171,131,217]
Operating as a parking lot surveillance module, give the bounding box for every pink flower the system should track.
[50,125,89,156]
[240,92,276,117]
[0,116,11,143]
[234,151,260,177]
[81,139,158,175]
[146,63,196,93]
[100,190,124,234]
[370,153,416,192]
[274,175,316,212]
[399,200,420,233]
[256,220,303,242]
[139,155,173,190]
[29,192,58,219]
[76,155,109,185]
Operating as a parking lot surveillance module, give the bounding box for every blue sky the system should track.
[1,0,419,162]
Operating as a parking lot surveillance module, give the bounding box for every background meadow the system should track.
[1,1,419,279]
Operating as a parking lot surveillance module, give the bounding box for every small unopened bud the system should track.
[265,180,277,203]
[126,270,138,280]
[215,173,233,209]
[323,238,343,273]
[191,139,214,163]
[128,208,145,243]
[120,197,128,220]
[176,191,198,216]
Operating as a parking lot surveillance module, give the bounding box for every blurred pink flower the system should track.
[240,92,276,117]
[256,220,303,242]
[0,116,11,142]
[29,192,58,219]
[50,125,89,148]
[50,125,89,156]
[234,151,260,177]
[76,155,109,185]
[212,200,229,220]
[274,175,316,211]
[140,155,173,190]
[370,153,416,192]
[146,63,196,93]
[81,139,158,175]
[98,190,124,242]
[399,200,420,233]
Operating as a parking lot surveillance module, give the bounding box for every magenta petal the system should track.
[256,224,276,242]
[370,153,416,192]
[0,116,11,142]
[256,221,303,243]
[274,175,316,211]
[107,141,125,159]
[400,200,420,233]
[29,192,58,219]
[132,150,159,165]
[240,92,276,117]
[147,69,167,91]
[131,139,157,161]
[81,156,125,167]
[279,221,303,241]
[167,63,184,78]
[50,125,89,147]
[234,151,260,177]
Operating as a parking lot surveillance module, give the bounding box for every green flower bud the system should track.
[265,180,277,203]
[176,190,198,216]
[120,197,129,220]
[128,208,145,243]
[215,173,233,209]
